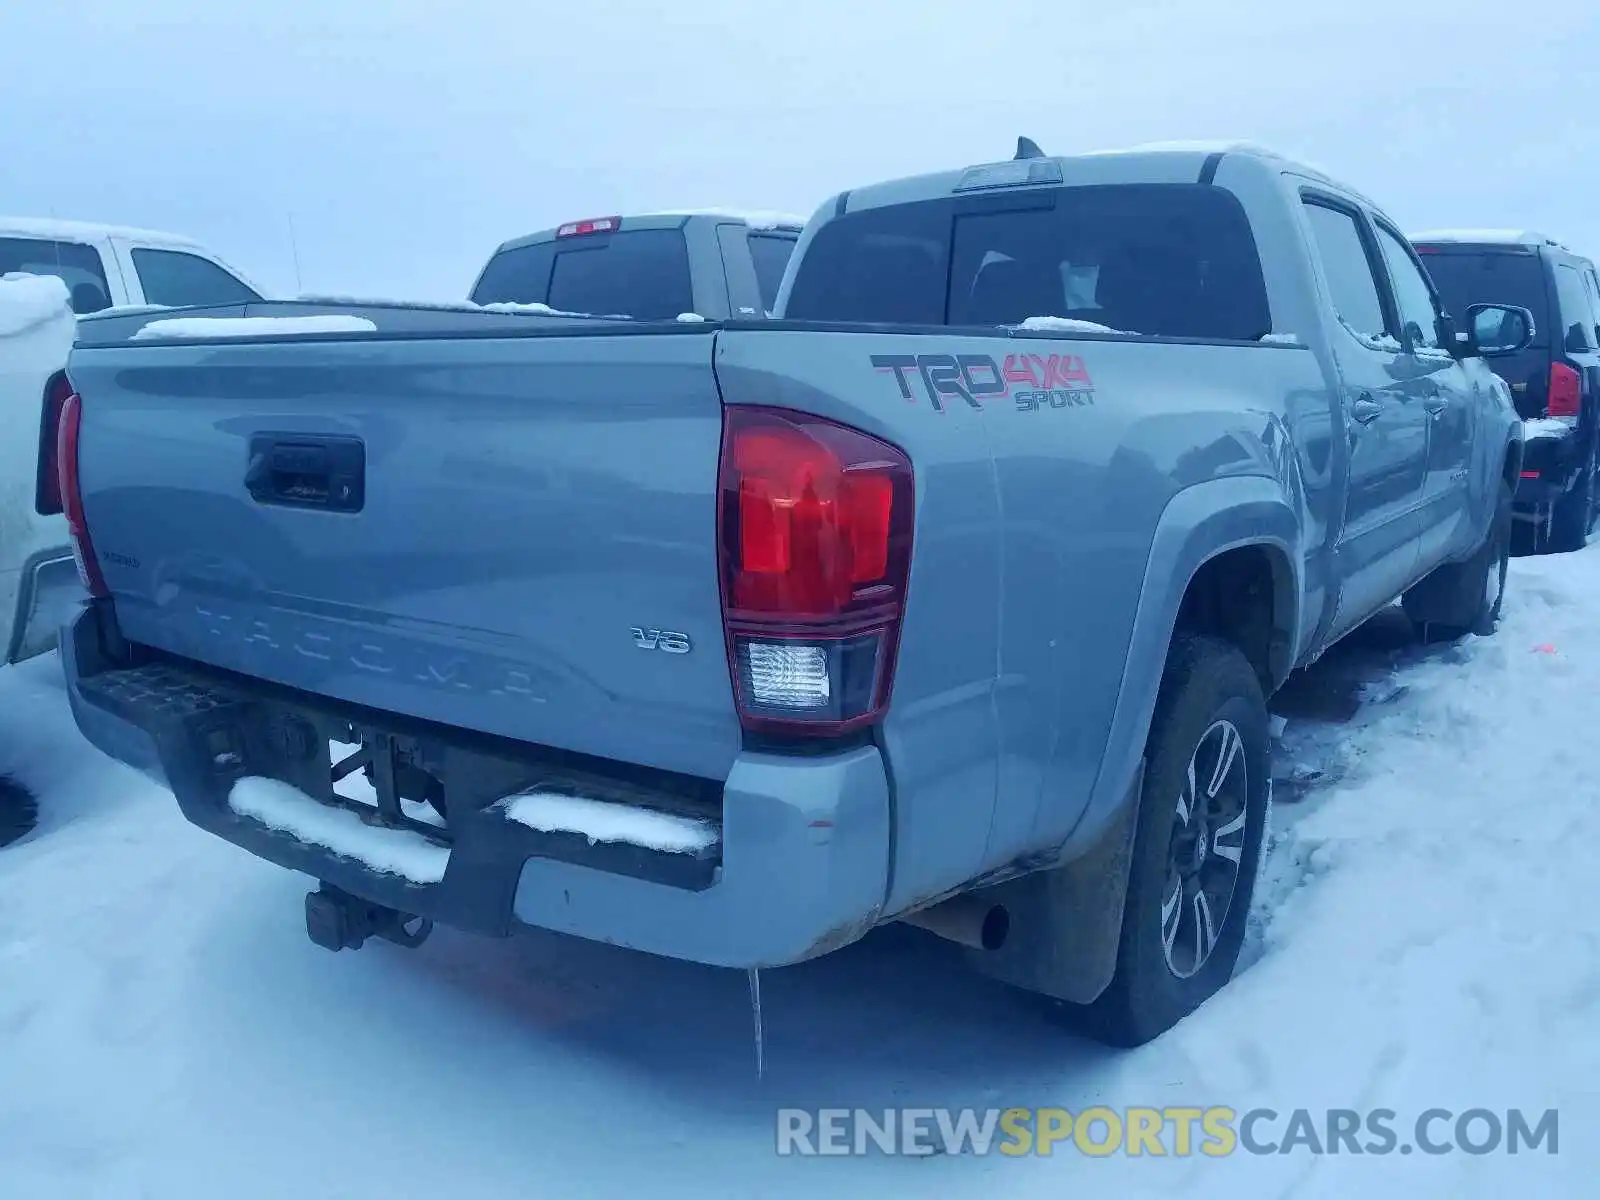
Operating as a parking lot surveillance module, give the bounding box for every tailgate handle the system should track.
[245,434,365,512]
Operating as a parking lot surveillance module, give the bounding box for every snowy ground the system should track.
[2,549,1596,1198]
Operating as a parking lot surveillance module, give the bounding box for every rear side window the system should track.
[1585,266,1600,343]
[471,242,554,307]
[1413,248,1549,348]
[1301,202,1388,342]
[470,228,693,320]
[747,234,795,313]
[1554,263,1593,350]
[0,236,112,313]
[785,184,1271,340]
[131,248,260,307]
[782,201,947,324]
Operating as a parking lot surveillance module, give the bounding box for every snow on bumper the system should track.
[59,606,890,968]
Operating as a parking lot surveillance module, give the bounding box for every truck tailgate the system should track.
[65,328,741,780]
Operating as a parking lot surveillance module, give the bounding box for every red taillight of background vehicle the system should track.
[35,373,73,515]
[55,389,109,598]
[717,406,913,736]
[1548,362,1582,419]
[555,216,621,238]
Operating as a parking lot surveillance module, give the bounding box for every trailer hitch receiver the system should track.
[305,883,434,952]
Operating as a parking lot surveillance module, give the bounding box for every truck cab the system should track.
[0,216,265,315]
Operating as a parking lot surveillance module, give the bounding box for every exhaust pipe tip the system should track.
[976,902,1010,952]
[899,894,1010,952]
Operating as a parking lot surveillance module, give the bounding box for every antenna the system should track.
[1014,136,1045,160]
[287,212,304,294]
[48,203,69,309]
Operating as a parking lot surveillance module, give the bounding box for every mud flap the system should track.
[962,762,1144,1005]
[4,548,81,666]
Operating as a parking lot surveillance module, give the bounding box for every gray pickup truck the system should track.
[56,142,1530,1046]
[468,209,802,320]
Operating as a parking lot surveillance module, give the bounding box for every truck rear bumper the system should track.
[1515,427,1584,510]
[61,605,891,968]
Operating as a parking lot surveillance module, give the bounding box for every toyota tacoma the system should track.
[55,141,1530,1046]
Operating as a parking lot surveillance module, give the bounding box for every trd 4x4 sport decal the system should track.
[871,352,1096,414]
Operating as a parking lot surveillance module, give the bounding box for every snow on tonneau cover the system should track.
[65,302,742,781]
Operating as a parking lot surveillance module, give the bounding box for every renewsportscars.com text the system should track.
[775,1106,1559,1158]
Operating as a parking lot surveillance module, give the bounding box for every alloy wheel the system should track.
[1161,719,1249,980]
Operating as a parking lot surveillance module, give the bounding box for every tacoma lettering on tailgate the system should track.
[871,352,1095,413]
[186,602,549,700]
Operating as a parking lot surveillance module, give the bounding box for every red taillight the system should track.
[718,406,913,736]
[555,216,621,238]
[55,389,108,598]
[35,373,72,515]
[1548,362,1582,419]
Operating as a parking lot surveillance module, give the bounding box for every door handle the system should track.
[1351,394,1384,424]
[1422,396,1449,417]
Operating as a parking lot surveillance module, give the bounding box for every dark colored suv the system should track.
[1411,230,1600,552]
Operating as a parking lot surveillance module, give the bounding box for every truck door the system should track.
[1300,195,1428,634]
[1369,218,1478,568]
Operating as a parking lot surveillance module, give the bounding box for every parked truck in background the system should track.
[0,218,267,676]
[0,217,265,315]
[1411,229,1600,552]
[55,142,1530,1046]
[469,210,803,320]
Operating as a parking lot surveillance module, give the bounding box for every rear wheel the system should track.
[1402,479,1512,640]
[1064,635,1270,1047]
[1546,442,1596,553]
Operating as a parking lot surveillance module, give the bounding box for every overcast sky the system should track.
[4,0,1596,300]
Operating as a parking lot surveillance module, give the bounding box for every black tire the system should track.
[1401,478,1512,641]
[1065,635,1270,1047]
[0,776,38,849]
[1545,442,1596,553]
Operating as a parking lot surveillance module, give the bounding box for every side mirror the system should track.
[1465,303,1536,357]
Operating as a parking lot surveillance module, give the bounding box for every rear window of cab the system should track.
[783,183,1272,342]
